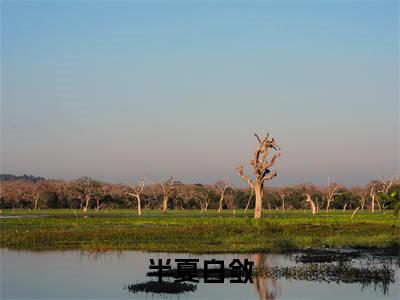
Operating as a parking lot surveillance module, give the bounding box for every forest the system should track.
[1,173,399,215]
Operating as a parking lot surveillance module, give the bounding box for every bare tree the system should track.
[33,182,42,211]
[352,187,368,211]
[368,176,397,213]
[237,132,281,219]
[216,179,229,213]
[379,175,397,194]
[160,177,176,213]
[369,185,378,213]
[325,178,340,212]
[305,193,317,215]
[369,181,383,213]
[127,177,145,216]
[70,177,101,217]
[244,190,255,213]
[94,183,109,212]
[224,188,237,212]
[194,184,214,212]
[351,207,360,219]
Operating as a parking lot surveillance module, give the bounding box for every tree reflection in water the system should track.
[120,251,396,298]
[253,253,281,300]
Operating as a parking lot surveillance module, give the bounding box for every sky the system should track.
[1,0,399,187]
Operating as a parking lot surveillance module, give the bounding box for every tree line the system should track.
[1,174,398,216]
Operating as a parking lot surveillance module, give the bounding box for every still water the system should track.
[1,249,399,300]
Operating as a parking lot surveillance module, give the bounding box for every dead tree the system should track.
[353,187,368,211]
[244,190,255,213]
[370,185,377,213]
[325,179,340,212]
[160,177,176,213]
[368,176,397,213]
[237,132,281,219]
[127,178,145,216]
[217,179,229,213]
[369,183,384,213]
[71,177,101,218]
[379,175,397,194]
[194,184,213,212]
[305,193,317,215]
[351,207,360,219]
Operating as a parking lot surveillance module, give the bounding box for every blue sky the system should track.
[1,1,398,186]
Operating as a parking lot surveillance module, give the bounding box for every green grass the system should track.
[1,209,399,253]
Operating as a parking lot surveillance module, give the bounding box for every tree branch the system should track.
[236,166,255,188]
[262,170,277,182]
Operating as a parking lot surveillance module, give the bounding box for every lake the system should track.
[1,249,399,299]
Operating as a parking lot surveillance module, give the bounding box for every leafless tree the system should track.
[305,193,317,215]
[368,176,397,213]
[244,189,255,213]
[237,132,281,219]
[216,179,230,213]
[160,176,176,213]
[325,178,340,212]
[369,184,378,213]
[352,187,368,211]
[379,175,397,194]
[351,207,360,219]
[70,177,101,217]
[194,184,214,212]
[224,188,237,212]
[127,177,145,216]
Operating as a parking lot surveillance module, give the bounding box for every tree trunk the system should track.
[351,207,360,219]
[376,198,382,211]
[326,200,331,211]
[218,195,224,213]
[244,191,254,213]
[310,202,316,215]
[83,194,90,217]
[162,196,168,213]
[137,196,142,216]
[306,194,316,215]
[371,195,375,213]
[254,181,263,219]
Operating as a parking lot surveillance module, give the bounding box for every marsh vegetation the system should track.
[1,209,398,253]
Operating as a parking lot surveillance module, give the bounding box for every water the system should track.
[1,249,399,299]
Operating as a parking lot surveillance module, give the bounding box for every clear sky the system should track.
[1,1,399,187]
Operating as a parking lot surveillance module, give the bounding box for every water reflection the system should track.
[2,249,399,299]
[124,251,397,299]
[253,253,281,300]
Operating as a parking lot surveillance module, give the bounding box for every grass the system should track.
[0,209,399,253]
